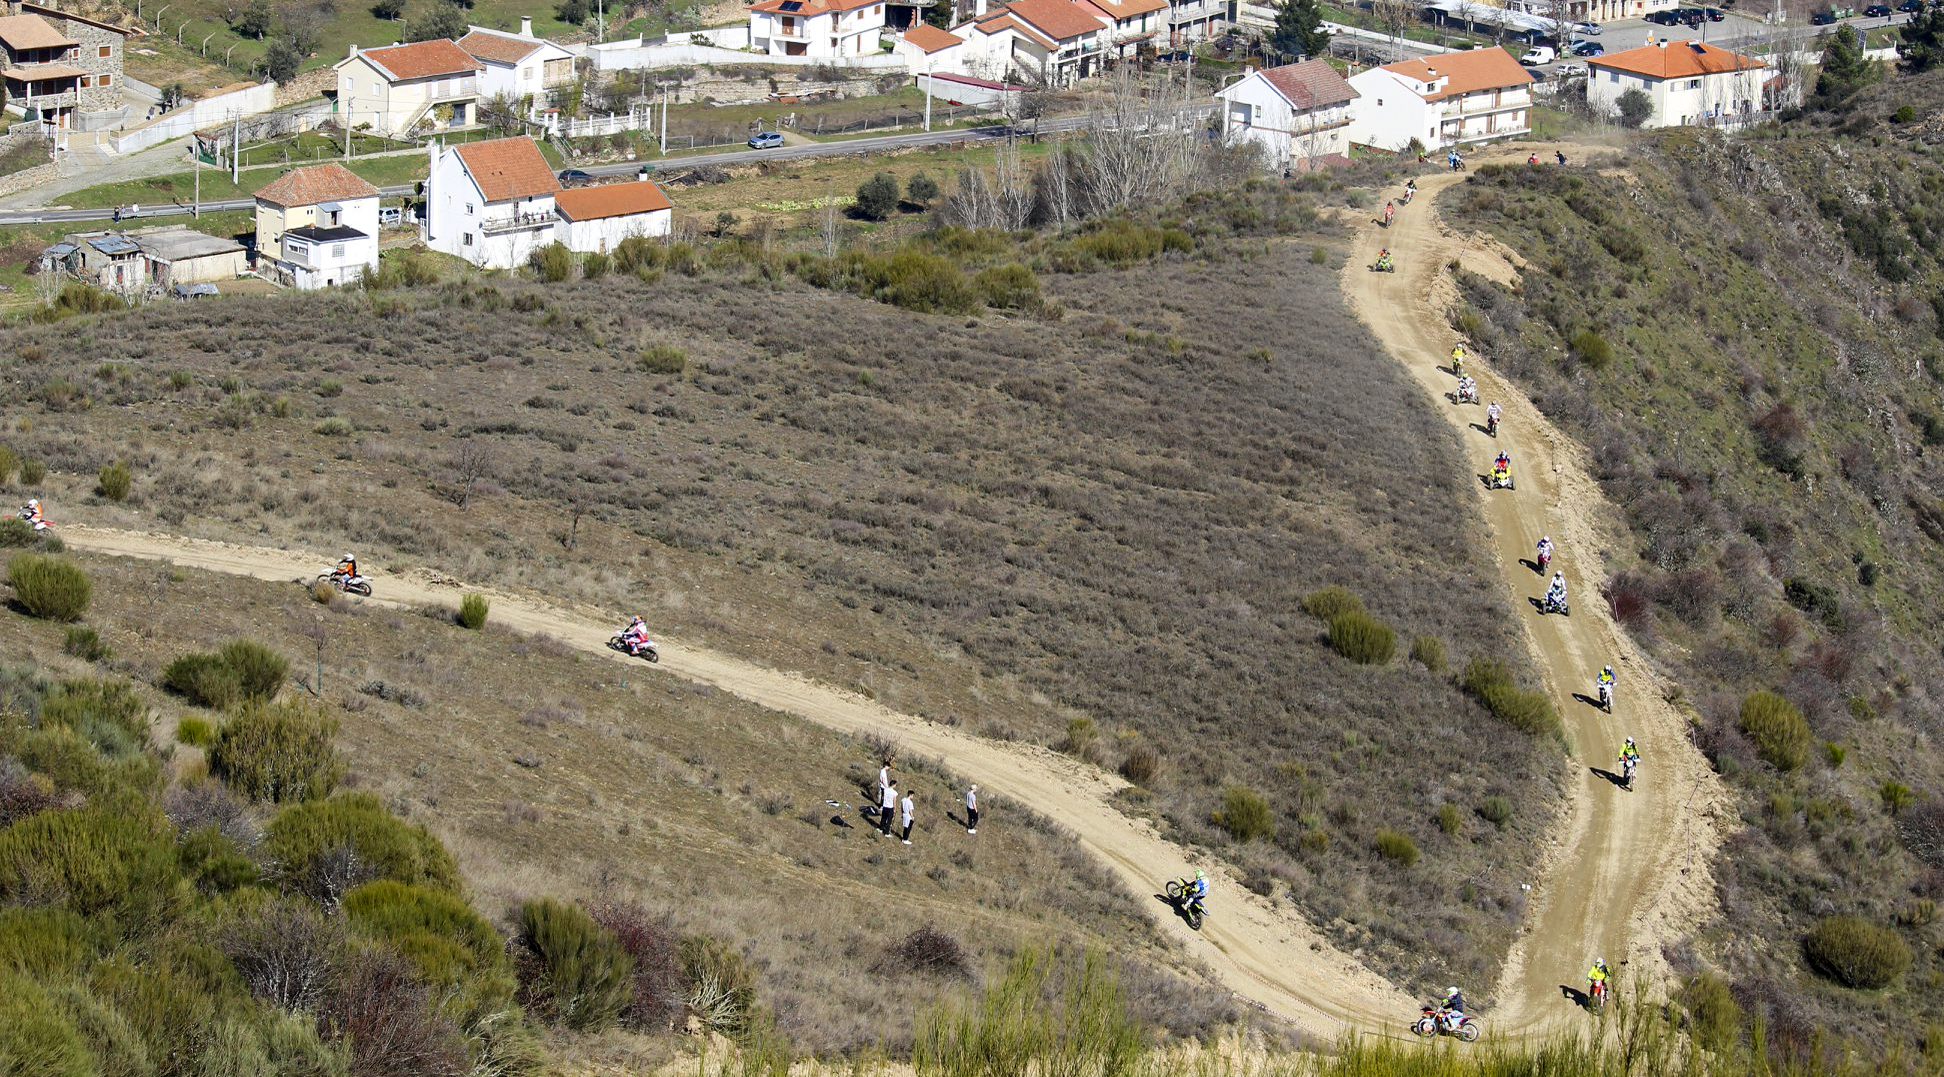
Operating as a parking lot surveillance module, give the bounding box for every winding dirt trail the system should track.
[1340,158,1724,1034]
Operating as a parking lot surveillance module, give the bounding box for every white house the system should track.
[554,179,673,251]
[748,0,886,58]
[424,135,561,270]
[1216,59,1357,172]
[1346,47,1533,151]
[253,162,382,289]
[1585,39,1765,128]
[956,0,1107,84]
[334,39,483,138]
[894,21,967,72]
[1078,0,1166,59]
[458,19,576,104]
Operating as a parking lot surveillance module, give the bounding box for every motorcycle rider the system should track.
[1598,664,1616,703]
[1620,736,1639,765]
[1586,958,1610,1003]
[332,552,359,583]
[1383,199,1396,225]
[621,615,653,656]
[19,498,45,531]
[1487,400,1503,430]
[1186,868,1209,917]
[1440,986,1468,1031]
[1451,342,1469,375]
[1536,535,1555,567]
[1546,571,1568,610]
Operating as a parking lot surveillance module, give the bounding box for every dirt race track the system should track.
[56,154,1723,1045]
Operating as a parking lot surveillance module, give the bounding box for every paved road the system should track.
[0,112,1147,226]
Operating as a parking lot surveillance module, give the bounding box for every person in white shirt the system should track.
[900,793,915,845]
[879,781,898,838]
[965,785,979,834]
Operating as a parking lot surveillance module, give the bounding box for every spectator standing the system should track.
[879,781,897,838]
[878,760,893,806]
[965,785,979,834]
[901,792,915,845]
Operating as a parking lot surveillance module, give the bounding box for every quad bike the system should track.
[1411,1007,1480,1042]
[1490,470,1515,491]
[608,633,661,663]
[1542,592,1570,617]
[1371,256,1395,273]
[317,572,372,597]
[1164,877,1206,930]
[1454,384,1480,405]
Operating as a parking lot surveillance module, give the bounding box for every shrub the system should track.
[856,171,901,220]
[39,679,147,759]
[1327,610,1396,665]
[906,172,939,204]
[456,594,490,630]
[0,972,93,1077]
[588,899,684,1032]
[1739,691,1810,771]
[614,235,663,273]
[0,761,58,828]
[345,880,514,1018]
[582,251,610,280]
[1570,329,1614,371]
[176,715,215,747]
[266,793,461,901]
[96,460,132,501]
[322,948,468,1077]
[1311,245,1329,265]
[1301,586,1364,620]
[220,639,289,700]
[0,799,178,921]
[313,417,354,437]
[1118,745,1161,785]
[0,907,98,977]
[61,625,108,662]
[1882,781,1916,816]
[18,460,43,485]
[0,445,14,484]
[887,923,969,978]
[1436,803,1461,835]
[7,554,92,621]
[0,518,34,547]
[530,242,573,283]
[162,653,241,710]
[1375,828,1420,866]
[638,343,687,375]
[1409,635,1446,672]
[679,934,758,1034]
[1461,657,1560,738]
[1212,784,1275,843]
[516,899,634,1032]
[1803,915,1910,989]
[856,251,978,315]
[1677,973,1742,1050]
[1477,796,1514,828]
[973,263,1041,310]
[221,896,347,1011]
[209,699,343,804]
[1615,88,1652,127]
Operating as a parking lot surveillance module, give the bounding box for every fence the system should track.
[585,37,909,73]
[111,81,277,155]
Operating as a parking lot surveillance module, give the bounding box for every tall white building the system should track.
[1586,39,1767,128]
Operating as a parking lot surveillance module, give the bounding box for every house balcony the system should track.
[772,23,805,36]
[427,77,479,101]
[12,88,78,112]
[480,209,556,234]
[1439,93,1528,117]
[1167,0,1230,26]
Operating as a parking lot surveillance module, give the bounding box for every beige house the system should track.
[334,38,483,138]
[254,162,382,289]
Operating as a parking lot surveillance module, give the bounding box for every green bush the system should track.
[855,251,979,315]
[161,653,241,710]
[346,880,513,1017]
[1570,329,1614,371]
[1301,586,1364,620]
[1882,781,1916,816]
[638,343,687,375]
[582,251,610,280]
[1071,219,1181,266]
[39,679,148,758]
[1676,972,1742,1050]
[95,460,132,501]
[678,933,758,1035]
[0,907,99,977]
[17,460,43,486]
[1409,634,1446,672]
[855,171,901,220]
[61,625,108,662]
[0,798,178,921]
[209,699,343,803]
[1477,796,1515,828]
[1375,828,1420,866]
[1740,691,1810,771]
[1803,915,1910,989]
[0,445,15,484]
[1461,657,1561,738]
[0,972,93,1077]
[267,793,461,898]
[1211,784,1275,843]
[1327,610,1396,665]
[7,554,92,621]
[529,242,573,283]
[906,172,939,205]
[219,639,289,700]
[457,594,490,630]
[10,727,160,800]
[0,518,33,547]
[516,899,634,1032]
[973,263,1041,310]
[614,236,663,273]
[177,826,259,893]
[1436,803,1461,835]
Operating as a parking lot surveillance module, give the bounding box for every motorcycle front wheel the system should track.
[1457,1021,1480,1043]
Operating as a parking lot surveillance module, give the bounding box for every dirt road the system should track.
[1340,160,1724,1033]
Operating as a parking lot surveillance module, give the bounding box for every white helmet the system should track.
[26,499,38,507]
[1542,535,1551,544]
[342,552,354,561]
[1445,986,1460,998]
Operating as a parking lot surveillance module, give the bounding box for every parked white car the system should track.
[1519,44,1556,65]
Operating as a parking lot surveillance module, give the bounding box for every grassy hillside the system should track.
[1446,75,1944,1052]
[0,186,1558,999]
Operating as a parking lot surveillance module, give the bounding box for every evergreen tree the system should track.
[1270,0,1331,61]
[1813,26,1880,109]
[1899,4,1944,73]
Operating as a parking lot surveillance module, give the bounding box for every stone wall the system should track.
[35,10,126,114]
[274,66,335,107]
[0,159,59,198]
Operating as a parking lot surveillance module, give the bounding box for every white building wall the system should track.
[1586,63,1763,127]
[424,145,558,270]
[1346,67,1430,150]
[561,208,671,252]
[285,233,380,289]
[1218,74,1349,168]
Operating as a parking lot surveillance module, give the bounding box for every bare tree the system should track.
[1369,0,1420,47]
[223,899,345,1012]
[821,200,841,256]
[993,139,1034,229]
[479,92,527,133]
[442,440,496,509]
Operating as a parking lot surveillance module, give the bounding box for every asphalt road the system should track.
[0,113,1124,226]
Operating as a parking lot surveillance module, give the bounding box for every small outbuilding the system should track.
[553,178,673,253]
[135,226,247,286]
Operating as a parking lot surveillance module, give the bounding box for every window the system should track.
[79,75,91,87]
[462,233,475,246]
[98,74,109,86]
[98,45,111,57]
[331,244,346,257]
[465,203,474,214]
[1686,78,1701,89]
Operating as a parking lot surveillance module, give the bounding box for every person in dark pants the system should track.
[1556,149,1568,166]
[900,792,915,845]
[879,781,897,837]
[965,785,979,834]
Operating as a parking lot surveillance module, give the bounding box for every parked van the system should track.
[1519,44,1556,65]
[378,205,402,226]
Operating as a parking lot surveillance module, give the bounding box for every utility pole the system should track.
[924,57,933,130]
[193,146,200,217]
[231,110,240,182]
[344,96,352,160]
[659,84,667,153]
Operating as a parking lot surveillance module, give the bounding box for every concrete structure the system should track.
[59,231,145,290]
[424,135,561,269]
[1586,39,1765,127]
[1163,0,1232,44]
[554,178,673,251]
[1346,47,1534,151]
[335,39,483,138]
[748,0,887,58]
[254,162,382,289]
[135,227,247,286]
[112,79,275,154]
[458,20,575,104]
[1216,59,1357,172]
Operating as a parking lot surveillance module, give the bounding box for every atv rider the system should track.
[1536,534,1555,566]
[1492,450,1512,488]
[1457,375,1478,401]
[1586,959,1610,1003]
[1375,248,1393,271]
[1440,986,1468,1031]
[621,615,653,656]
[1546,571,1568,610]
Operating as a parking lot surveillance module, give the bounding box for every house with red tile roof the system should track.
[1077,0,1165,58]
[1215,59,1358,172]
[748,0,886,58]
[1586,39,1766,128]
[1346,46,1534,151]
[253,162,384,289]
[458,18,575,103]
[334,38,484,138]
[425,137,675,269]
[952,0,1109,84]
[894,21,967,69]
[555,177,673,251]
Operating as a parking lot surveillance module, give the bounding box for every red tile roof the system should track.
[1381,47,1533,100]
[254,162,382,207]
[1257,58,1357,109]
[748,0,879,14]
[901,22,963,52]
[1002,0,1104,40]
[453,136,560,202]
[20,2,137,37]
[2,61,82,79]
[555,179,673,221]
[0,14,73,50]
[456,29,546,64]
[967,11,1057,49]
[1586,39,1766,78]
[1083,0,1167,20]
[355,39,483,81]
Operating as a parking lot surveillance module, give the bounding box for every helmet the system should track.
[630,615,644,626]
[1445,986,1460,998]
[342,552,354,561]
[1195,869,1206,880]
[1604,665,1613,673]
[1542,535,1550,543]
[26,499,37,507]
[1626,736,1636,745]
